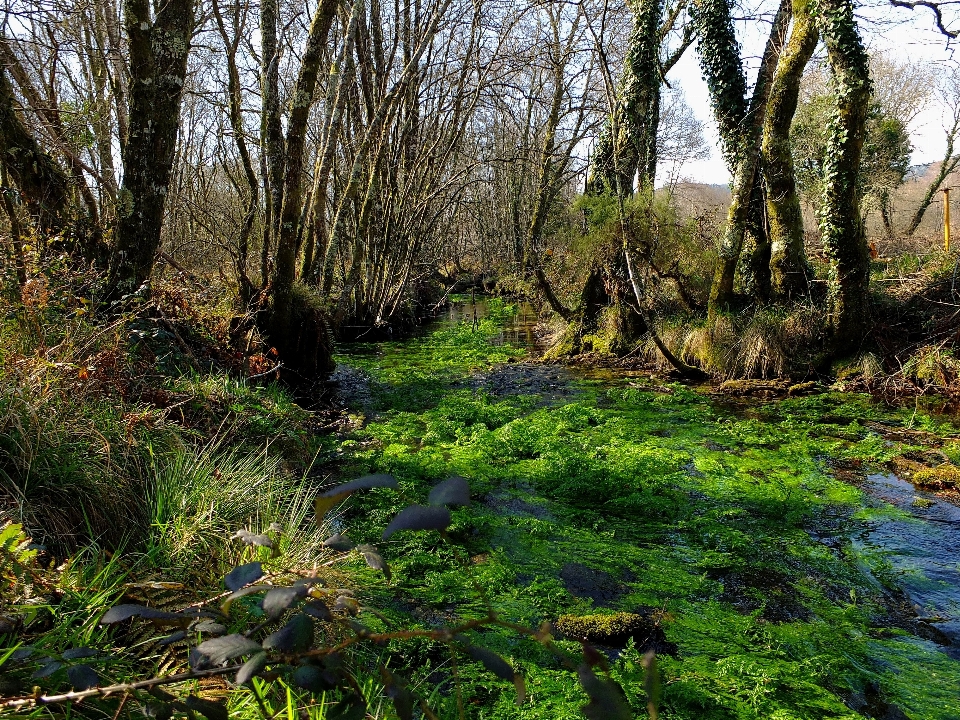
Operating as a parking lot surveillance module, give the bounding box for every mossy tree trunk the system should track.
[814,0,872,353]
[105,0,195,302]
[587,0,662,196]
[0,68,69,236]
[763,0,818,301]
[695,0,790,317]
[268,0,339,357]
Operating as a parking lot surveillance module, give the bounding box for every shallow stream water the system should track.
[857,473,960,652]
[335,298,960,719]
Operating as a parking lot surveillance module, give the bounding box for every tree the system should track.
[587,0,664,196]
[906,64,960,236]
[105,0,196,302]
[763,0,818,300]
[791,58,914,234]
[813,0,872,352]
[0,68,69,236]
[691,0,791,316]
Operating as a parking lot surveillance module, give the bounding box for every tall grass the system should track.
[644,306,827,378]
[0,313,153,552]
[145,440,328,581]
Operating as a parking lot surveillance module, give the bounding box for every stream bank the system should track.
[331,299,960,720]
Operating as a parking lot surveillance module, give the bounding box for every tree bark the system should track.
[268,0,340,345]
[0,68,69,236]
[1,159,26,286]
[587,0,663,196]
[699,0,790,316]
[105,0,195,301]
[764,0,818,300]
[814,0,872,352]
[212,0,258,305]
[260,0,284,287]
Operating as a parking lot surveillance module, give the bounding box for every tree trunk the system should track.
[302,0,362,283]
[701,0,790,315]
[260,0,284,287]
[814,0,872,352]
[1,159,25,286]
[0,68,69,236]
[764,0,818,300]
[269,0,340,339]
[105,0,195,301]
[587,0,662,196]
[212,0,258,305]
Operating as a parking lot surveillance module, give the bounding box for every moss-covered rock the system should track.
[912,463,960,490]
[554,612,651,644]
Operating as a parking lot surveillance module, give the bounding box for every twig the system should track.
[1,665,244,709]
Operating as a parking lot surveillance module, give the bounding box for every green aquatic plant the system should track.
[330,310,960,719]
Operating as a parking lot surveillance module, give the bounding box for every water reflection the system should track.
[857,472,960,650]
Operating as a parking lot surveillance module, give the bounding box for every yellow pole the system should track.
[945,187,951,252]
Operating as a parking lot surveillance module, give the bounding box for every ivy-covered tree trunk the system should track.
[587,0,662,196]
[0,68,69,235]
[814,0,871,352]
[764,0,818,300]
[105,0,195,301]
[694,0,789,316]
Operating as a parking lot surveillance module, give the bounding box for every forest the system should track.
[5,0,960,717]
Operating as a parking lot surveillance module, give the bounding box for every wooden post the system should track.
[945,187,951,252]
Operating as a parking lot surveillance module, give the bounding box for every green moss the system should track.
[554,612,650,643]
[333,309,960,720]
[912,463,960,489]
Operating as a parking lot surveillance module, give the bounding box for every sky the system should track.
[665,0,960,185]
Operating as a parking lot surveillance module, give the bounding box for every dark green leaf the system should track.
[315,475,397,521]
[428,476,471,507]
[61,647,98,660]
[303,600,332,621]
[381,667,414,720]
[333,596,360,615]
[262,614,314,653]
[189,648,210,671]
[262,586,306,619]
[184,696,228,720]
[357,544,390,581]
[224,562,263,591]
[319,474,397,496]
[236,652,268,685]
[322,533,356,552]
[195,634,262,665]
[221,584,271,614]
[291,665,335,692]
[10,646,34,662]
[67,664,99,690]
[466,645,514,681]
[578,665,632,720]
[32,661,62,679]
[100,604,150,624]
[328,697,367,720]
[193,621,226,635]
[382,505,451,540]
[158,631,187,646]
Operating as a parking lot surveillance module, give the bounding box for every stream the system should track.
[334,298,960,719]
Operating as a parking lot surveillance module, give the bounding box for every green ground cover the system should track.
[332,300,960,720]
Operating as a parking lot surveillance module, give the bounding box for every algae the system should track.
[333,302,960,719]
